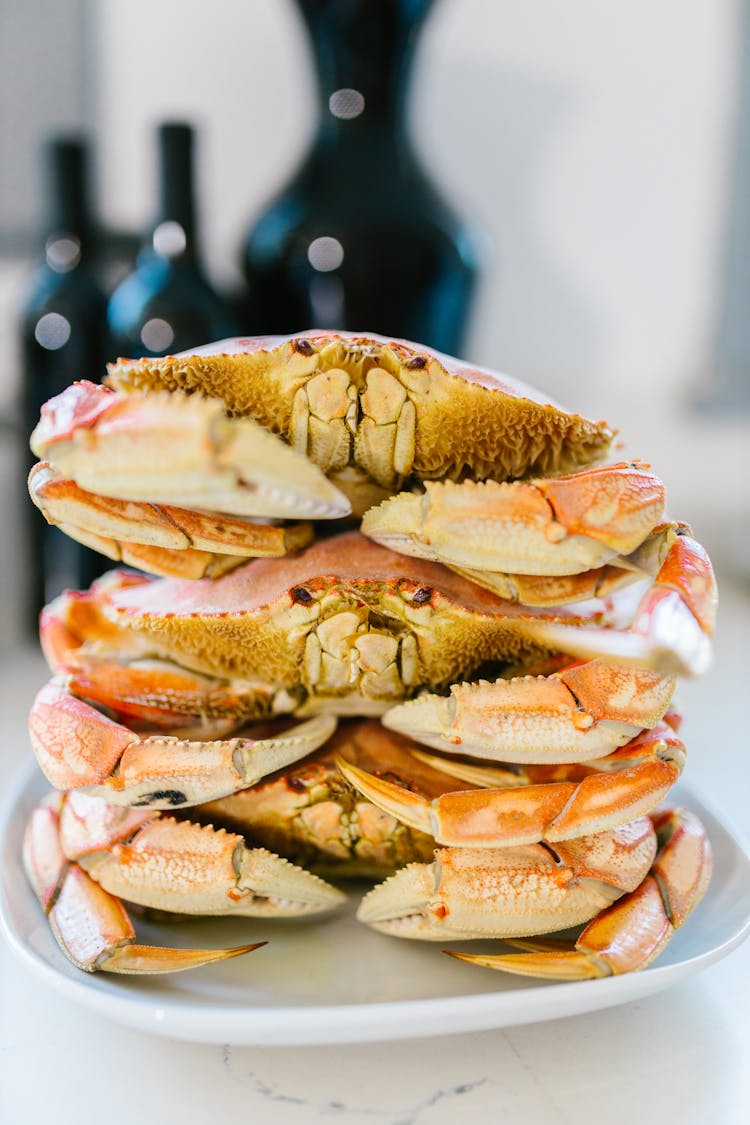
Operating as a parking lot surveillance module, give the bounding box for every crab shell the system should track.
[30,535,684,809]
[104,331,614,514]
[93,532,605,707]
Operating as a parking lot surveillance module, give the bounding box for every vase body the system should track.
[241,0,479,354]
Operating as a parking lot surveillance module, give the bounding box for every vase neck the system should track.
[297,0,434,147]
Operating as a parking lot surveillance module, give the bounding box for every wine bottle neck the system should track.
[298,0,433,152]
[45,138,95,256]
[152,123,200,262]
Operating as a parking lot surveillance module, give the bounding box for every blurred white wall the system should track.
[94,0,738,411]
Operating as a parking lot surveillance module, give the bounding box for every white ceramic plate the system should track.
[2,766,749,1045]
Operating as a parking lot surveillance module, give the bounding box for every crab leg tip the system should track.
[335,754,433,836]
[445,948,607,980]
[100,939,268,975]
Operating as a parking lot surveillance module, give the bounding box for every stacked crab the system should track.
[23,331,716,980]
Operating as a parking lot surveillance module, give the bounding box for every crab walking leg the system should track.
[448,807,712,978]
[447,521,700,608]
[336,722,686,847]
[357,817,657,940]
[443,564,640,608]
[361,462,665,576]
[57,791,346,918]
[23,796,264,973]
[30,381,351,520]
[527,527,718,678]
[28,679,336,807]
[383,660,676,764]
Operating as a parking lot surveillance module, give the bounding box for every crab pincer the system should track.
[30,379,350,526]
[336,720,686,847]
[363,463,717,678]
[383,659,677,764]
[357,817,659,940]
[529,524,717,677]
[24,789,345,974]
[28,679,337,808]
[446,807,712,979]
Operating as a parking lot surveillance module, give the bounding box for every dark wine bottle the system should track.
[19,136,110,625]
[240,0,480,355]
[107,122,238,358]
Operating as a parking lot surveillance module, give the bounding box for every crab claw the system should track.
[357,819,657,940]
[383,661,675,764]
[362,462,665,576]
[336,721,684,847]
[57,791,346,918]
[23,796,267,974]
[31,381,351,521]
[447,807,712,979]
[52,865,267,974]
[29,679,336,807]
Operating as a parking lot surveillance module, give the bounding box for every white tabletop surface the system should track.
[0,567,748,1125]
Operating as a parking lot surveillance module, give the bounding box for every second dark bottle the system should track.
[108,123,237,359]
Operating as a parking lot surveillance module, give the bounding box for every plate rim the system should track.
[2,762,750,1046]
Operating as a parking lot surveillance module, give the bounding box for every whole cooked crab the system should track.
[22,332,716,981]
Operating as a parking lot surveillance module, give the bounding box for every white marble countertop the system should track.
[1,569,749,1125]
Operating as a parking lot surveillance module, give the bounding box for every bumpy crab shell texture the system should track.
[194,720,457,878]
[105,331,613,512]
[97,531,602,705]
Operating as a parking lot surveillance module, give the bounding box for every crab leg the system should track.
[23,795,264,973]
[337,722,685,847]
[29,462,315,580]
[528,526,717,677]
[29,679,336,807]
[383,660,676,763]
[357,817,657,940]
[448,807,712,978]
[441,564,640,608]
[31,381,351,520]
[61,661,291,737]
